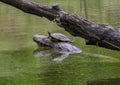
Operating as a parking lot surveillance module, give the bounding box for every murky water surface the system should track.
[0,0,120,85]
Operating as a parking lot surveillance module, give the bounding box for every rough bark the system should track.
[0,0,120,51]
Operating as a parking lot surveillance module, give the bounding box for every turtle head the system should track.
[48,32,52,38]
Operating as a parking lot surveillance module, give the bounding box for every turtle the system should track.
[48,32,74,43]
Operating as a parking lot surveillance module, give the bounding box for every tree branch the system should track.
[0,0,120,51]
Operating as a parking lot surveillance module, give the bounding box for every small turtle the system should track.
[48,32,74,43]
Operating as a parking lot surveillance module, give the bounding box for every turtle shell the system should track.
[48,32,72,42]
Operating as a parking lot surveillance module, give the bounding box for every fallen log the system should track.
[0,0,120,51]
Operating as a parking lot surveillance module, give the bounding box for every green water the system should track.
[0,0,120,85]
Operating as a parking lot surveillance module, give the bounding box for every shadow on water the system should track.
[33,47,120,63]
[33,44,82,62]
[87,78,120,85]
[33,48,69,62]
